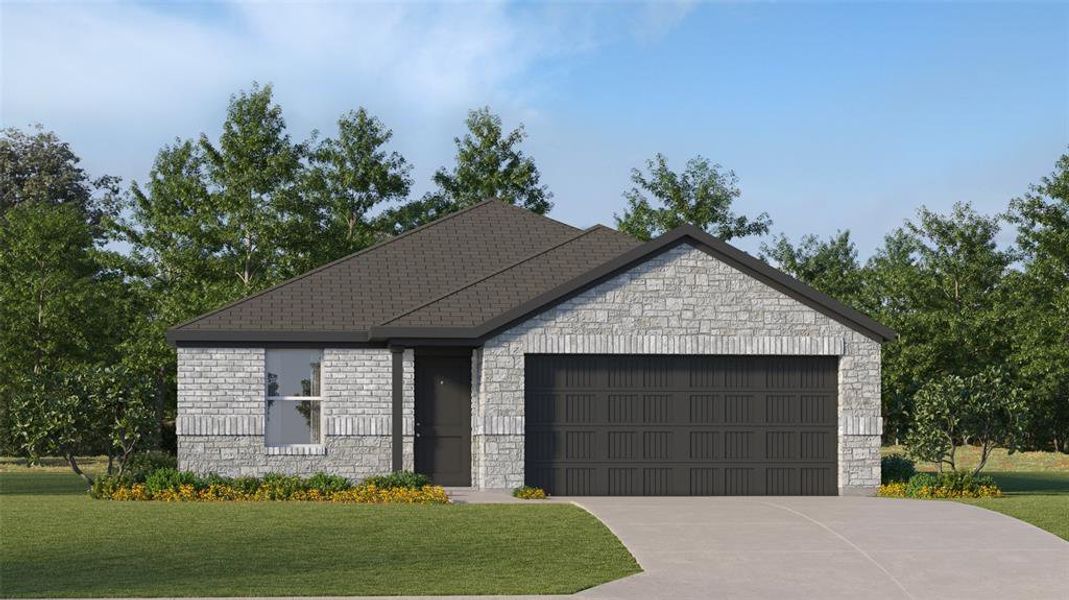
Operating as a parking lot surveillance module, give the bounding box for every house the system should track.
[168,200,895,496]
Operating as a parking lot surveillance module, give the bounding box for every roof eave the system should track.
[166,329,372,346]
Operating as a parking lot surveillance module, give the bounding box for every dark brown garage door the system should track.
[524,355,838,496]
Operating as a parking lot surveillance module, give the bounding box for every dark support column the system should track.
[391,348,404,472]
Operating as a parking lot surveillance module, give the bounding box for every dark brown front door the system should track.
[525,354,839,496]
[415,355,472,486]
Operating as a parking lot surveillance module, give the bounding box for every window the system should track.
[265,349,322,446]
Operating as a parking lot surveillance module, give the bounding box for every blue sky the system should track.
[3,1,1066,256]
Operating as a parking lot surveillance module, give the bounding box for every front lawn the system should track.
[0,472,640,598]
[961,471,1069,541]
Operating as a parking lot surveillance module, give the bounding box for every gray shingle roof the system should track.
[168,200,607,342]
[377,225,641,329]
[168,200,895,345]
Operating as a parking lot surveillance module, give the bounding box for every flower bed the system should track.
[512,485,548,500]
[877,471,1002,499]
[92,469,449,504]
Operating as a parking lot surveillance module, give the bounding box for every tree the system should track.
[197,82,310,290]
[760,230,864,306]
[0,202,128,455]
[378,107,551,233]
[866,203,1013,441]
[9,365,154,486]
[0,124,120,237]
[1007,152,1069,451]
[303,108,411,266]
[904,369,1025,475]
[615,154,771,241]
[864,229,924,442]
[122,84,314,433]
[903,374,967,472]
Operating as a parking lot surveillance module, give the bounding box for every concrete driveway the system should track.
[569,496,1069,600]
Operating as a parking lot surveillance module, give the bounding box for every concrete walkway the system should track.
[568,496,1069,599]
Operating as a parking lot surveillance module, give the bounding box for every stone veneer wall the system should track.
[473,242,882,494]
[177,347,414,480]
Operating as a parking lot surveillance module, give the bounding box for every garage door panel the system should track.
[524,355,839,496]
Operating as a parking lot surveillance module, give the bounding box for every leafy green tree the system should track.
[9,365,154,485]
[303,108,412,266]
[760,230,864,306]
[1007,152,1069,451]
[905,369,1025,474]
[615,154,771,241]
[0,202,128,455]
[903,374,966,472]
[0,125,120,234]
[864,229,923,442]
[866,203,1013,441]
[379,107,550,233]
[198,82,309,289]
[123,84,313,428]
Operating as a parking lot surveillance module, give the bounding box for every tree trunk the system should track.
[66,452,94,488]
[973,443,992,476]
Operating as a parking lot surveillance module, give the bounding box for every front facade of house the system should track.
[171,201,894,495]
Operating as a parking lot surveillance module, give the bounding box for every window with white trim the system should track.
[265,349,322,446]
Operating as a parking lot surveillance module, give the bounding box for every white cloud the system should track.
[0,0,693,208]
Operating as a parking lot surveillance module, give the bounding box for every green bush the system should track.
[231,476,261,495]
[881,453,916,484]
[124,451,177,482]
[905,472,938,496]
[260,473,305,499]
[89,474,125,499]
[936,470,997,494]
[512,485,548,500]
[204,473,235,487]
[144,468,201,494]
[306,472,351,493]
[363,471,429,489]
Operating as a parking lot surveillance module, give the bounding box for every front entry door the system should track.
[414,355,472,486]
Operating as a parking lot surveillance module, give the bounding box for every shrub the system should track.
[306,472,351,494]
[124,451,177,482]
[905,472,938,497]
[330,485,449,504]
[144,468,201,495]
[363,471,430,489]
[260,473,305,500]
[935,470,999,496]
[231,476,261,495]
[881,453,916,484]
[879,471,1002,499]
[512,485,548,500]
[92,467,450,504]
[876,482,907,498]
[89,474,125,499]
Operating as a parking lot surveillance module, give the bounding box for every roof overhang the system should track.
[166,329,374,346]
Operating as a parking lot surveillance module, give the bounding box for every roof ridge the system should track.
[170,199,502,331]
[491,198,582,232]
[376,225,610,327]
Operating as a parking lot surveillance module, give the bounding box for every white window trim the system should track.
[264,350,326,451]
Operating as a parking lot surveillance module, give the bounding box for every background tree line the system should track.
[2,82,1066,470]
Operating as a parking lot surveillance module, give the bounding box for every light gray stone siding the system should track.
[473,242,882,494]
[177,347,414,480]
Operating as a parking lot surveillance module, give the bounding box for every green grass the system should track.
[960,471,1069,541]
[881,445,1069,472]
[0,472,640,598]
